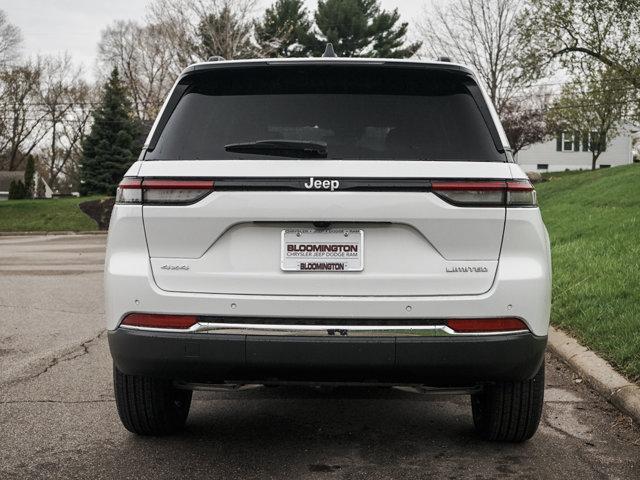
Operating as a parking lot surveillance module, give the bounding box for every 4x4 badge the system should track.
[161,264,190,271]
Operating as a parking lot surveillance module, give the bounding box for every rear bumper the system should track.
[108,328,547,386]
[105,205,552,337]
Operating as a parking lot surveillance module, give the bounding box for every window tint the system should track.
[146,65,505,162]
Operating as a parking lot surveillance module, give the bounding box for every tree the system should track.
[198,4,255,59]
[147,0,257,63]
[39,54,92,190]
[254,0,313,57]
[0,60,48,171]
[546,67,628,170]
[519,0,640,91]
[0,10,22,67]
[309,0,421,58]
[502,99,549,156]
[98,21,177,123]
[23,154,35,197]
[419,0,538,115]
[80,68,140,196]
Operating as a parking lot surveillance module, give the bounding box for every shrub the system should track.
[8,180,27,199]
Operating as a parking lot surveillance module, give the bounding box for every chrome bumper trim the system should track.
[120,322,529,337]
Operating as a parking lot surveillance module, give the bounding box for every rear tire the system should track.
[113,365,192,436]
[471,363,545,442]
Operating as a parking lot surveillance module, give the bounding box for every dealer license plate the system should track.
[281,229,364,272]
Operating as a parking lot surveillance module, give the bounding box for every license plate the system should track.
[281,229,364,272]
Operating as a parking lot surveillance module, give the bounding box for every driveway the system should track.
[1,235,639,479]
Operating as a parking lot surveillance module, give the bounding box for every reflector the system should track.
[121,313,198,329]
[446,317,528,333]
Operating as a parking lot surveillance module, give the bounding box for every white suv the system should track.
[106,57,551,442]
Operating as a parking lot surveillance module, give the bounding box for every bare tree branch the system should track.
[418,0,537,115]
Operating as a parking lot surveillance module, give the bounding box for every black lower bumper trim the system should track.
[108,329,547,385]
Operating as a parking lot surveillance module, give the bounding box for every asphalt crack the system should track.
[2,329,107,386]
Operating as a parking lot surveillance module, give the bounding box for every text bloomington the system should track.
[300,262,346,271]
[287,244,358,252]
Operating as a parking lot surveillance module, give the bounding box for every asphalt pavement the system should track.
[1,234,639,480]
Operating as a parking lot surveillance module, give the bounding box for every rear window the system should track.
[146,65,505,162]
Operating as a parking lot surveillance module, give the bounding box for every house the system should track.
[0,171,53,201]
[516,126,638,172]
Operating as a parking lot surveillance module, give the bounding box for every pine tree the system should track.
[255,0,314,57]
[80,68,139,196]
[23,155,35,198]
[309,0,421,58]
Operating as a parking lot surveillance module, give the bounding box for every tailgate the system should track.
[139,160,510,297]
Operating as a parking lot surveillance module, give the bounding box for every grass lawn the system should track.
[537,164,640,381]
[0,196,105,232]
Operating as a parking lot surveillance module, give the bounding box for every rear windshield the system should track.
[145,65,505,162]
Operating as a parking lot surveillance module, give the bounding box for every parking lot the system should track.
[1,234,639,480]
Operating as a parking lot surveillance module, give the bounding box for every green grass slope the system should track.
[0,196,103,232]
[537,164,640,380]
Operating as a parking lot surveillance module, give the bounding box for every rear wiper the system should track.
[224,140,327,159]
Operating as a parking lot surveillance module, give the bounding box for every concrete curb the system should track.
[0,231,107,236]
[548,326,640,424]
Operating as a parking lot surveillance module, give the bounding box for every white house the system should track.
[516,126,638,172]
[0,171,53,201]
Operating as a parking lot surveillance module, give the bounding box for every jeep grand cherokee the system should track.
[106,57,551,442]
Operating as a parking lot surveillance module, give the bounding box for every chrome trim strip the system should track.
[120,322,529,337]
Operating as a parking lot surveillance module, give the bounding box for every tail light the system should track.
[115,178,214,205]
[121,313,198,329]
[115,177,143,204]
[506,180,537,206]
[432,180,536,207]
[446,317,528,333]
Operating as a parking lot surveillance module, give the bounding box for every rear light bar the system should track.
[432,180,536,207]
[121,313,198,329]
[115,177,536,207]
[116,178,214,205]
[446,317,528,333]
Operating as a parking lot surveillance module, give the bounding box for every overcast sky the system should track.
[0,0,427,79]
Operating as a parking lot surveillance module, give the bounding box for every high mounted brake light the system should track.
[115,178,215,205]
[431,180,537,207]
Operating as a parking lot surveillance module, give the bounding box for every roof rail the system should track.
[323,43,337,58]
[207,55,226,62]
[437,56,451,62]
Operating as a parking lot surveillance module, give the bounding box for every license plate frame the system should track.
[280,229,364,272]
